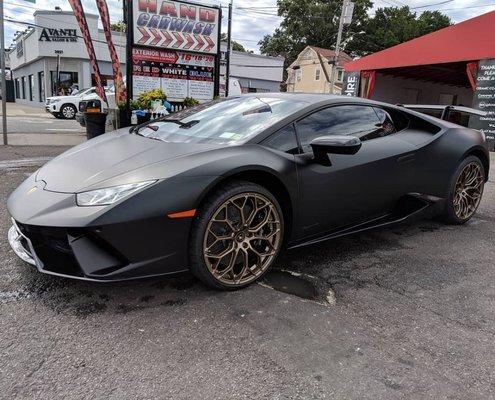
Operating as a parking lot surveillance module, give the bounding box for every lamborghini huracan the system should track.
[7,94,489,289]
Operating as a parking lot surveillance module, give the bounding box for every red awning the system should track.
[345,11,495,72]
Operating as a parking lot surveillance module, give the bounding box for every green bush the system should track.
[136,89,167,110]
[118,99,140,111]
[184,97,200,107]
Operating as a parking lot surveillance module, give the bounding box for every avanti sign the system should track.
[39,28,78,43]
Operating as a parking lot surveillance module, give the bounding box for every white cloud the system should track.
[3,0,495,53]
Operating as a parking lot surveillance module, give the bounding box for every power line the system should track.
[369,2,495,16]
[410,0,455,9]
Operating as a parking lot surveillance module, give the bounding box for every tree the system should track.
[259,1,451,64]
[259,0,373,66]
[220,33,252,52]
[110,21,126,33]
[356,7,451,54]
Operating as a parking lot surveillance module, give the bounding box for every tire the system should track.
[190,181,284,290]
[60,104,77,119]
[442,155,485,224]
[52,113,62,119]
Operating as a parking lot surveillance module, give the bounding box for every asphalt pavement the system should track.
[6,115,85,135]
[0,104,87,145]
[1,146,495,399]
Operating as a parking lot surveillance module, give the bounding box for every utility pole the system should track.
[329,0,353,94]
[0,1,8,145]
[225,0,233,97]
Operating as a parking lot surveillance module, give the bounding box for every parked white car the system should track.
[45,87,110,119]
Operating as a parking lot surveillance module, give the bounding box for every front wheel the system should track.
[190,181,284,290]
[442,156,485,224]
[60,104,77,119]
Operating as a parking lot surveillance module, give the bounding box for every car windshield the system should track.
[134,96,308,145]
[74,88,91,95]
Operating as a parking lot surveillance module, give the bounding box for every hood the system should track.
[36,129,220,193]
[80,93,100,101]
[47,95,80,101]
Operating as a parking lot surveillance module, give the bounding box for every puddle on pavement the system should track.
[0,290,31,303]
[261,270,336,306]
[0,157,52,171]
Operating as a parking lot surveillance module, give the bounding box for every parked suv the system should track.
[45,87,109,119]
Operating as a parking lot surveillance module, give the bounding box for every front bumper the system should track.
[7,217,190,282]
[8,220,36,266]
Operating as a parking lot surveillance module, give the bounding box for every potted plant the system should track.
[183,97,200,108]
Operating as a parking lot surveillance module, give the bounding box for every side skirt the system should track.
[288,194,444,250]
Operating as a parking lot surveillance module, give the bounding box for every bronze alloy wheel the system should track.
[453,161,484,220]
[203,192,282,286]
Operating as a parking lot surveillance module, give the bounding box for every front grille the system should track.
[17,223,83,277]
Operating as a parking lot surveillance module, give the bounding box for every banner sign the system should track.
[96,0,126,104]
[68,0,108,104]
[133,0,220,55]
[132,46,214,101]
[342,71,360,97]
[469,58,495,151]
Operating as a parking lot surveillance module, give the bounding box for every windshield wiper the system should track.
[130,118,185,135]
[130,118,200,135]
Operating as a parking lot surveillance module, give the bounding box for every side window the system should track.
[261,124,299,154]
[445,110,470,128]
[295,105,382,152]
[373,107,397,136]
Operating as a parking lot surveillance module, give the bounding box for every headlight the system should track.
[50,99,61,104]
[76,180,156,206]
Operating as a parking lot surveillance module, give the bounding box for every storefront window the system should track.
[29,75,34,101]
[38,71,45,102]
[21,77,26,99]
[50,71,78,96]
[15,79,20,99]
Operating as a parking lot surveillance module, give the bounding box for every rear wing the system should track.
[398,104,487,120]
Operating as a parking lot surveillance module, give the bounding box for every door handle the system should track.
[397,153,415,164]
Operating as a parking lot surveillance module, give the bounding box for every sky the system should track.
[3,0,495,53]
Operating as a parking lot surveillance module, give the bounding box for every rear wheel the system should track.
[190,181,284,290]
[442,156,485,224]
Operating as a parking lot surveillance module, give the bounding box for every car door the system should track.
[293,104,417,239]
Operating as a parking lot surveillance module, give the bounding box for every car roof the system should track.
[234,92,383,106]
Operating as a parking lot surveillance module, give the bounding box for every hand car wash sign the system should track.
[134,0,219,54]
[130,0,220,102]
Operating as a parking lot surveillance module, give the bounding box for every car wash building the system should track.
[7,10,126,106]
[344,11,495,150]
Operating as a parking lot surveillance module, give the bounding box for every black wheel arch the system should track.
[464,146,490,181]
[194,168,295,245]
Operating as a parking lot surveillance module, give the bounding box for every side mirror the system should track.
[310,135,362,166]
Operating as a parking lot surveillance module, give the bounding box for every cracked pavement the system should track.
[1,146,494,399]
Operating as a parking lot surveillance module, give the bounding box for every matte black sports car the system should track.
[7,94,489,289]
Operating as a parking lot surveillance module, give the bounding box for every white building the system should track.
[220,43,285,93]
[8,10,126,106]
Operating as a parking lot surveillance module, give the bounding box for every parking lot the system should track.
[1,146,494,399]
